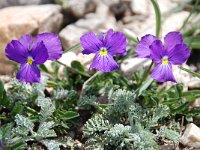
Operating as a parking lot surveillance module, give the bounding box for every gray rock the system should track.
[55,0,96,18]
[131,0,151,15]
[180,123,200,148]
[59,25,88,50]
[59,12,117,49]
[121,58,151,76]
[0,4,63,74]
[59,0,117,50]
[191,98,200,108]
[59,14,117,49]
[0,0,52,8]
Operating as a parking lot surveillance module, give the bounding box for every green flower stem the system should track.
[179,66,200,79]
[63,43,81,54]
[80,71,102,98]
[139,0,161,85]
[179,0,200,31]
[140,61,154,86]
[151,0,161,38]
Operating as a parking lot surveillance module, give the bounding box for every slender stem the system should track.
[179,66,200,79]
[80,71,102,98]
[124,29,138,44]
[175,116,185,149]
[145,62,154,77]
[179,0,199,31]
[63,43,81,54]
[140,61,154,86]
[151,0,161,38]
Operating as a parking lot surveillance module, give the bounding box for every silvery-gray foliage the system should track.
[83,89,179,150]
[11,96,65,150]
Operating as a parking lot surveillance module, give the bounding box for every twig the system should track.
[175,116,184,149]
[179,116,184,136]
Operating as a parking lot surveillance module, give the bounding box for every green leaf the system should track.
[39,64,49,73]
[71,61,85,72]
[60,111,79,120]
[12,138,26,150]
[172,102,189,113]
[151,0,161,37]
[11,103,24,116]
[182,90,200,97]
[0,80,4,97]
[0,80,9,107]
[137,78,154,96]
[0,90,9,107]
[184,36,200,49]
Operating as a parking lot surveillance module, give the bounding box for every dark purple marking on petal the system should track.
[90,53,119,72]
[135,34,158,58]
[168,44,190,65]
[150,40,166,63]
[80,32,103,54]
[5,40,29,64]
[151,63,176,82]
[33,32,63,60]
[18,34,33,50]
[164,31,183,51]
[16,63,40,83]
[30,41,48,64]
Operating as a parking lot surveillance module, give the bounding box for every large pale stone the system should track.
[121,58,151,76]
[191,98,200,108]
[0,4,63,75]
[59,25,88,51]
[162,11,189,35]
[59,13,117,49]
[131,0,151,15]
[66,0,97,18]
[59,1,117,50]
[0,0,51,8]
[180,123,200,148]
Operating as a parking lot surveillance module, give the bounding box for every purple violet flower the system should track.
[135,34,158,58]
[136,31,190,82]
[33,33,63,61]
[5,33,62,83]
[80,29,127,72]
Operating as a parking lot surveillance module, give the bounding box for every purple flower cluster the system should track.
[5,29,190,84]
[6,33,62,83]
[136,32,190,82]
[80,29,127,72]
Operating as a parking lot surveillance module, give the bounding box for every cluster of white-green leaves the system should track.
[79,89,180,150]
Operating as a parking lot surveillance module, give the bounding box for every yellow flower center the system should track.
[100,48,107,56]
[162,56,168,65]
[27,57,33,65]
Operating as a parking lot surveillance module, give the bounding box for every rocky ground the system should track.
[0,0,200,149]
